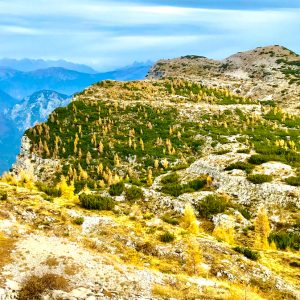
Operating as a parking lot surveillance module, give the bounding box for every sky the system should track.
[0,0,299,70]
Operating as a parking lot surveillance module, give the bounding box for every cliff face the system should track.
[11,135,59,181]
[147,45,300,107]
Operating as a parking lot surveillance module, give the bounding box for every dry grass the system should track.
[44,256,60,268]
[64,263,80,276]
[18,273,70,300]
[0,233,15,283]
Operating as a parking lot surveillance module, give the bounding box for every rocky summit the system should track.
[0,46,300,300]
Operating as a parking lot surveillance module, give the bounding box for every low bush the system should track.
[248,155,268,165]
[160,176,207,197]
[18,273,69,300]
[225,161,254,174]
[109,181,124,196]
[159,231,175,243]
[161,213,179,225]
[36,182,62,197]
[160,172,180,184]
[237,207,251,220]
[233,246,260,261]
[289,261,300,268]
[135,241,158,256]
[247,174,272,184]
[268,231,300,250]
[79,193,115,210]
[237,148,251,154]
[125,186,144,202]
[195,194,230,219]
[285,176,300,186]
[73,217,84,225]
[0,190,8,200]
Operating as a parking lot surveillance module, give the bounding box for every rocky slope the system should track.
[147,45,300,107]
[2,47,300,299]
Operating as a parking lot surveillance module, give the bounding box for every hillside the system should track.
[147,45,300,107]
[0,61,152,174]
[4,75,300,299]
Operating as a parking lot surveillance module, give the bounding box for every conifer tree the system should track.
[114,154,120,167]
[57,176,75,199]
[86,151,92,165]
[147,168,153,186]
[254,208,271,250]
[212,224,235,245]
[181,204,200,235]
[184,238,202,275]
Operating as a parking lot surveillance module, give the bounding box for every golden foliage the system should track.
[254,208,271,250]
[181,204,200,234]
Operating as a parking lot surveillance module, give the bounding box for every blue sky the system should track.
[0,0,299,70]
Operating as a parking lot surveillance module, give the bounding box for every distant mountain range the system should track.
[0,90,19,111]
[0,62,153,100]
[0,58,97,73]
[10,90,71,131]
[0,60,153,174]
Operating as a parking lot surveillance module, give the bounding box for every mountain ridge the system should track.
[147,45,300,106]
[0,58,97,73]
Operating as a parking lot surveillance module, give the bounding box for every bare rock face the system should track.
[147,45,300,107]
[11,135,59,181]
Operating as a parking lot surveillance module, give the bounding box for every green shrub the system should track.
[268,231,300,250]
[160,172,180,184]
[159,231,175,243]
[0,190,8,200]
[225,161,254,173]
[285,176,300,186]
[289,261,300,268]
[125,186,144,202]
[215,149,230,155]
[237,148,251,154]
[248,155,268,165]
[188,178,207,190]
[36,182,62,197]
[195,194,229,219]
[233,246,260,261]
[237,207,251,220]
[73,217,84,225]
[247,174,272,184]
[79,193,115,210]
[161,213,179,225]
[109,182,124,196]
[160,176,206,197]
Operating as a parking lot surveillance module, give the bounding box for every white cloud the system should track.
[0,0,299,69]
